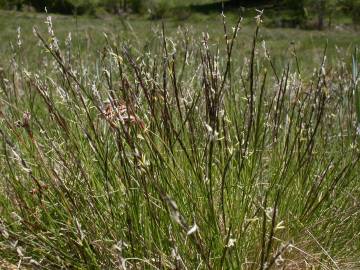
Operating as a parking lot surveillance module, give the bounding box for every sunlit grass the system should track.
[0,10,359,269]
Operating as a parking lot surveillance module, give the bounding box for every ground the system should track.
[0,260,18,270]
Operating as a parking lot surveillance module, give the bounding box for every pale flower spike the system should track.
[255,9,264,26]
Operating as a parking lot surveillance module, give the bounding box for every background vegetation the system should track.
[0,0,360,28]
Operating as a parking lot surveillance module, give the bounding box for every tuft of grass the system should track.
[0,11,360,269]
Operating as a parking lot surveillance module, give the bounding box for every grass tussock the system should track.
[0,12,360,269]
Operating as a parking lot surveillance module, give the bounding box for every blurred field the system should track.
[1,9,360,71]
